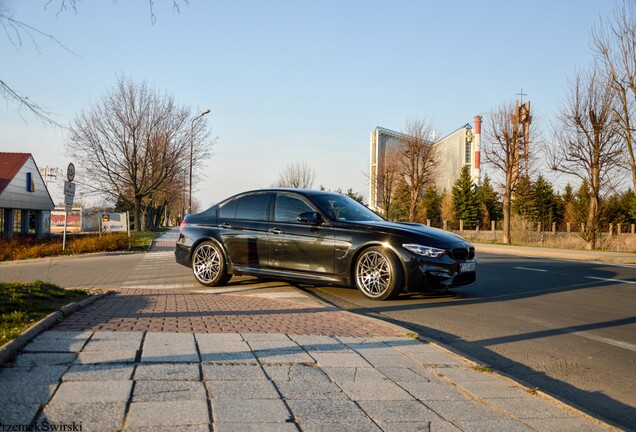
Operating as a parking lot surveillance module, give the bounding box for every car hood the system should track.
[345,220,472,249]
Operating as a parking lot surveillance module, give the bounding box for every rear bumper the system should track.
[175,242,192,268]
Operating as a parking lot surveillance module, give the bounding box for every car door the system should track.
[267,192,335,274]
[217,192,272,268]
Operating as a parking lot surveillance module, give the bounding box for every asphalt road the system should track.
[301,252,636,430]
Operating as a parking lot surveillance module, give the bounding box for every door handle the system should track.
[220,223,231,229]
[268,228,282,235]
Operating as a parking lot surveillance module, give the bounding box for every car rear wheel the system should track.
[192,241,231,287]
[354,246,403,300]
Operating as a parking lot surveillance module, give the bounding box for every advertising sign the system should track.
[100,212,129,233]
[51,208,82,233]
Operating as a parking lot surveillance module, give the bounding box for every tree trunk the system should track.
[586,195,599,251]
[152,204,165,230]
[409,191,417,222]
[146,206,155,231]
[502,191,512,244]
[134,196,143,232]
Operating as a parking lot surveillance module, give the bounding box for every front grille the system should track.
[449,247,475,261]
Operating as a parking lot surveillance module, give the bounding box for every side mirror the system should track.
[297,211,323,225]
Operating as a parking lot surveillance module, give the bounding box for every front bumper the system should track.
[403,255,476,293]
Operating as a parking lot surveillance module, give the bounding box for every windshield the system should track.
[312,194,384,222]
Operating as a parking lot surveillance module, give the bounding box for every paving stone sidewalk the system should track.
[1,328,610,432]
[0,229,615,432]
[54,289,402,337]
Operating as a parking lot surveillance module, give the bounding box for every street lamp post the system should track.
[189,108,210,214]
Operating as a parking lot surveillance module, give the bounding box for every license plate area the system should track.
[459,261,476,272]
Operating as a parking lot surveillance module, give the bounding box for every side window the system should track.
[235,194,270,221]
[275,194,315,222]
[218,198,238,219]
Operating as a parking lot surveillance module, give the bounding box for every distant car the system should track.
[175,189,476,300]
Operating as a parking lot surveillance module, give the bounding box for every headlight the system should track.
[403,243,445,258]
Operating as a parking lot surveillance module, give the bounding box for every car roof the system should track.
[235,188,334,197]
[213,188,339,207]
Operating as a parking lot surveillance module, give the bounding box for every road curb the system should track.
[357,312,619,431]
[0,251,142,267]
[475,242,636,264]
[411,331,620,431]
[0,292,108,366]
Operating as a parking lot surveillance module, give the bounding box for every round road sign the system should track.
[67,163,75,182]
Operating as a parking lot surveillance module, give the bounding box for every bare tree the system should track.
[273,161,317,189]
[0,1,77,125]
[399,119,438,222]
[483,100,533,244]
[378,145,401,217]
[66,76,213,231]
[1,0,185,125]
[550,66,623,250]
[592,0,636,192]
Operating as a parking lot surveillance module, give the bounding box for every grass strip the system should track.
[131,229,166,250]
[0,281,89,346]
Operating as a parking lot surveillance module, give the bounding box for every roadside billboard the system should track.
[100,212,129,233]
[51,208,82,233]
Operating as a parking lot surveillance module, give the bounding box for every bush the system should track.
[67,233,128,254]
[0,233,129,261]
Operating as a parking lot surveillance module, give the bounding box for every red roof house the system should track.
[0,152,55,237]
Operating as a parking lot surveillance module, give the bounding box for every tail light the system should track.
[180,219,187,231]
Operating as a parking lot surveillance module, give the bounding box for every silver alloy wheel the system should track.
[193,243,221,284]
[356,250,392,298]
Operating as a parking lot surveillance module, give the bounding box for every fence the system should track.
[426,219,636,252]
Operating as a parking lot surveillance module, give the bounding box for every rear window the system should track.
[218,198,238,219]
[235,193,270,221]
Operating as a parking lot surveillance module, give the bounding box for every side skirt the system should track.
[229,265,348,286]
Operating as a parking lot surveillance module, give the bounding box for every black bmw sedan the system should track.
[175,189,476,300]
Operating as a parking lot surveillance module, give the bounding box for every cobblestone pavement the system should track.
[0,229,616,432]
[54,289,403,337]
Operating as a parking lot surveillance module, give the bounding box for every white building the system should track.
[0,152,55,238]
[369,116,482,214]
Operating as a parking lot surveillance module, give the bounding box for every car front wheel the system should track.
[354,246,403,300]
[191,241,231,287]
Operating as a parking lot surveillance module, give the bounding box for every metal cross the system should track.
[516,88,528,105]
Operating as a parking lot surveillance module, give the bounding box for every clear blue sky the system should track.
[1,0,615,207]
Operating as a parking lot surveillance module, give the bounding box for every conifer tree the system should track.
[621,189,636,224]
[451,165,480,227]
[422,186,442,226]
[512,175,535,220]
[478,175,502,225]
[388,181,411,222]
[532,175,560,229]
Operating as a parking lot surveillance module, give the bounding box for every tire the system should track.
[191,241,231,287]
[354,246,403,300]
